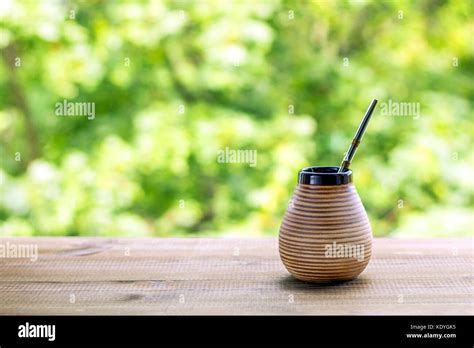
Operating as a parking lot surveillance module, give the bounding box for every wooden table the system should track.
[0,237,472,315]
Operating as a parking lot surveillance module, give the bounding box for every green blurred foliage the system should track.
[0,0,472,237]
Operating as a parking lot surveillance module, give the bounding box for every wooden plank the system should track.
[0,237,472,315]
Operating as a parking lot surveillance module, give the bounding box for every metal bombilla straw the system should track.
[338,99,378,173]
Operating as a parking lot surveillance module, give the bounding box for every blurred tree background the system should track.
[0,0,472,237]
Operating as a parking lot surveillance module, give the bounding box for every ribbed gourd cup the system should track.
[279,166,372,282]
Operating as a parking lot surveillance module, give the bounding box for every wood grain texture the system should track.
[279,183,372,282]
[0,237,472,315]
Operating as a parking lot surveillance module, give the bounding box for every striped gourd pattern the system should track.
[279,183,372,282]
